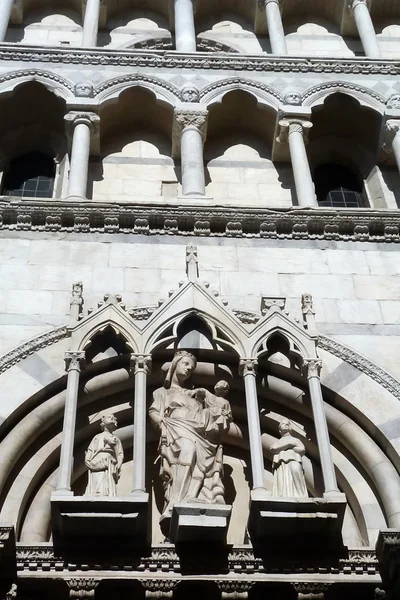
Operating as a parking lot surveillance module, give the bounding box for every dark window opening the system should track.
[314,163,364,208]
[2,151,55,198]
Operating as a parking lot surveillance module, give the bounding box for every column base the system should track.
[51,493,149,550]
[177,195,213,203]
[169,502,232,543]
[64,195,89,202]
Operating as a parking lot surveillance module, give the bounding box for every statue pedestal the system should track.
[248,492,346,553]
[51,493,149,549]
[169,503,232,543]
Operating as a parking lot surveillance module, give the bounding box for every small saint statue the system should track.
[84,413,124,497]
[270,418,308,498]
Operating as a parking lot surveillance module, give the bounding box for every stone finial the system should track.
[181,82,200,103]
[277,118,313,144]
[70,281,83,324]
[186,244,199,282]
[74,81,94,98]
[301,292,316,332]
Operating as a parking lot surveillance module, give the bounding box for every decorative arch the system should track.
[0,69,74,101]
[200,77,283,111]
[95,74,181,108]
[303,81,386,114]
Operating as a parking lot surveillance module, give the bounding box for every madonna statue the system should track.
[271,419,308,498]
[149,351,232,521]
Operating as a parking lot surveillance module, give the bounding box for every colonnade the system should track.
[54,350,339,499]
[0,0,383,59]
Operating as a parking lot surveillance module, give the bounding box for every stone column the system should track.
[303,359,339,496]
[239,359,266,492]
[350,0,381,59]
[82,0,101,47]
[277,118,317,208]
[55,351,85,495]
[264,0,287,55]
[65,111,100,199]
[174,0,196,52]
[130,354,152,494]
[384,120,400,175]
[174,109,208,197]
[0,0,14,42]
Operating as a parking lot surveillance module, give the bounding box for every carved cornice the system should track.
[15,544,379,576]
[0,46,399,76]
[0,325,68,374]
[1,199,400,243]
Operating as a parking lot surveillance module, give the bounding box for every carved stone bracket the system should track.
[130,354,152,375]
[277,118,313,144]
[64,350,86,373]
[140,579,178,600]
[66,579,99,599]
[293,582,330,600]
[239,358,258,376]
[217,580,253,600]
[302,358,322,379]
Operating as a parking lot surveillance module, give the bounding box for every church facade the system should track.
[0,2,400,599]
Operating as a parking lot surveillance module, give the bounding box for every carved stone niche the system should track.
[248,492,346,557]
[51,495,149,550]
[169,503,232,543]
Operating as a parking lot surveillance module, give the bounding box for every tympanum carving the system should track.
[149,351,233,521]
[85,414,124,497]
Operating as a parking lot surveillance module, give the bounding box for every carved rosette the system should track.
[130,354,152,375]
[239,358,258,376]
[140,579,178,600]
[277,118,313,144]
[64,351,86,373]
[66,579,99,599]
[302,358,322,379]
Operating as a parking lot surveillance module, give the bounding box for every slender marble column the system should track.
[175,109,208,196]
[239,359,266,491]
[55,351,85,494]
[0,0,14,42]
[303,359,339,496]
[82,0,100,47]
[174,0,196,52]
[65,112,99,199]
[278,119,317,208]
[264,0,287,55]
[130,354,152,494]
[351,0,381,59]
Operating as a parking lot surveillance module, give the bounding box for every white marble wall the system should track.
[2,234,400,379]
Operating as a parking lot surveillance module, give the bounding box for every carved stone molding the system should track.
[277,118,313,144]
[239,358,258,376]
[130,354,152,375]
[64,351,86,372]
[302,358,322,379]
[66,579,99,599]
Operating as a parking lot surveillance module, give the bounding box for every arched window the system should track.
[314,163,364,208]
[2,152,55,198]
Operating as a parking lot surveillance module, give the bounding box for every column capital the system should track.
[64,351,85,372]
[293,582,330,600]
[64,111,100,136]
[302,358,322,379]
[217,580,253,600]
[348,0,371,11]
[67,579,99,599]
[174,108,208,134]
[130,354,152,375]
[277,118,313,144]
[262,0,281,5]
[239,358,258,376]
[140,579,178,599]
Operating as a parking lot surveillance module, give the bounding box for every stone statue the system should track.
[270,418,308,498]
[84,413,124,497]
[149,351,232,521]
